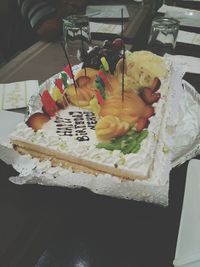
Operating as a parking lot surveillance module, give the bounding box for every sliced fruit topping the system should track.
[76,68,99,79]
[143,105,155,119]
[76,76,91,87]
[150,77,161,92]
[51,87,63,102]
[99,92,153,125]
[66,85,95,107]
[96,115,130,140]
[89,97,101,115]
[26,112,50,131]
[50,87,68,110]
[140,87,161,105]
[135,117,149,132]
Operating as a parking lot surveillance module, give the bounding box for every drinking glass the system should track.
[62,15,91,64]
[147,17,180,56]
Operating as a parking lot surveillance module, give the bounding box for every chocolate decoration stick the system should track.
[121,8,124,40]
[80,27,87,77]
[122,46,125,103]
[121,8,125,102]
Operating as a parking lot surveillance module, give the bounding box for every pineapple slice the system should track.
[99,92,154,125]
[96,115,130,140]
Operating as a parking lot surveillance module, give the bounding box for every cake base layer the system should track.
[12,140,148,181]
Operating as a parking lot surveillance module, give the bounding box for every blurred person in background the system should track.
[0,0,89,64]
[17,0,90,41]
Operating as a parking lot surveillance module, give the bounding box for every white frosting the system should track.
[43,106,97,145]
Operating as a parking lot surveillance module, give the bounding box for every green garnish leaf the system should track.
[96,128,148,155]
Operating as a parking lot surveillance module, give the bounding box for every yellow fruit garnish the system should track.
[51,87,63,102]
[96,115,130,140]
[99,92,150,125]
[101,57,109,71]
[89,97,101,116]
[66,85,95,107]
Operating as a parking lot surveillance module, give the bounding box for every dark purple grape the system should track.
[82,58,91,68]
[87,46,101,58]
[90,55,101,69]
[102,40,113,49]
[78,48,88,61]
[98,48,113,58]
[81,38,125,72]
[108,54,122,73]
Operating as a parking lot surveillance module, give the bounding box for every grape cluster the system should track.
[81,38,124,74]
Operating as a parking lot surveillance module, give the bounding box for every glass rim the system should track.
[63,15,89,22]
[63,15,89,28]
[152,17,180,26]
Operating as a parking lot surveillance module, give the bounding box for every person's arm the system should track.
[57,0,89,18]
[17,0,61,41]
[18,0,90,41]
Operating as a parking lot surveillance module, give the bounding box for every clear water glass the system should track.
[147,17,180,56]
[62,15,91,64]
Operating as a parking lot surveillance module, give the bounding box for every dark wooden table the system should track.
[0,2,200,267]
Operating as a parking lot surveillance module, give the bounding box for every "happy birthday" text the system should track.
[55,111,97,141]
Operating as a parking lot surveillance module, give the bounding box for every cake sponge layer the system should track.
[12,139,148,181]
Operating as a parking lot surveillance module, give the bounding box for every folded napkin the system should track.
[158,4,200,28]
[173,159,200,267]
[165,54,200,74]
[89,22,121,34]
[86,5,129,19]
[158,4,198,14]
[180,0,200,2]
[177,30,200,46]
[0,80,39,110]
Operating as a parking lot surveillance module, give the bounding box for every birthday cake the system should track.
[10,43,177,182]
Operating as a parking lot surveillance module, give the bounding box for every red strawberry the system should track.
[41,90,58,117]
[135,117,149,132]
[76,76,91,87]
[151,77,161,92]
[141,87,161,104]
